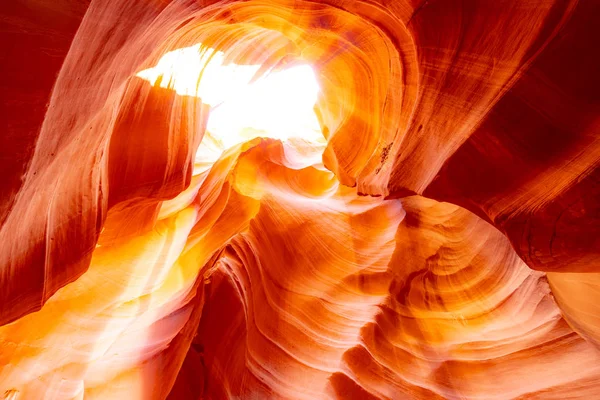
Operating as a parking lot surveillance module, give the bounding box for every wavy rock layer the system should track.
[1,0,599,399]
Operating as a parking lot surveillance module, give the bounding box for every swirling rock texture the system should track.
[1,0,599,399]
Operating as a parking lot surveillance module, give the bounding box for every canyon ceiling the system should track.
[0,0,599,399]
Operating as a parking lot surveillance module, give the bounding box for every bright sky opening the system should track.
[136,44,324,153]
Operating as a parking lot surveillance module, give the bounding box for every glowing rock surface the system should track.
[0,0,599,399]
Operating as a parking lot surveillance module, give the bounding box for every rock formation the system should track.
[0,0,598,398]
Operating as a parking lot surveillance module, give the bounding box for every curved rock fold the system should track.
[0,0,599,398]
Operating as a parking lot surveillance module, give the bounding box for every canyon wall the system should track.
[0,0,598,398]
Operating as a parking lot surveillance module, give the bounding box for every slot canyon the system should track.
[1,0,599,398]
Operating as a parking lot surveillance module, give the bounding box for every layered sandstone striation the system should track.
[0,0,599,398]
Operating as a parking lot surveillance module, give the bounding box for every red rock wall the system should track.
[0,0,598,398]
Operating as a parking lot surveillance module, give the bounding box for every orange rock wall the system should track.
[0,0,599,398]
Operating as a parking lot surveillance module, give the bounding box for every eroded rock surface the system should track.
[0,0,598,398]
